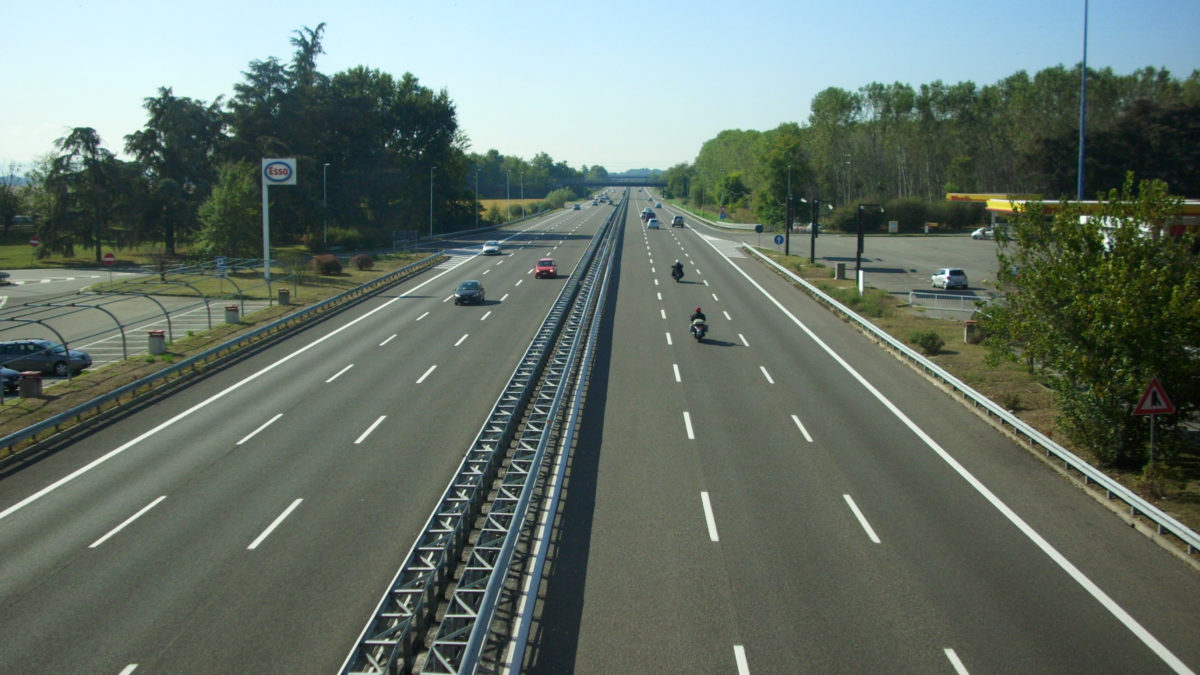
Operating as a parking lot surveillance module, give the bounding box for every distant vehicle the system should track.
[591,200,598,206]
[0,339,92,376]
[647,218,660,229]
[971,227,993,240]
[572,204,581,210]
[671,215,684,227]
[0,366,18,394]
[931,268,968,289]
[534,258,558,279]
[640,207,654,222]
[0,271,10,284]
[454,280,486,305]
[655,202,662,208]
[481,240,501,255]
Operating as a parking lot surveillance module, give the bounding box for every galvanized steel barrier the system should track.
[745,244,1200,557]
[0,254,445,464]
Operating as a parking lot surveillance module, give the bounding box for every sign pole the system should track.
[262,180,271,284]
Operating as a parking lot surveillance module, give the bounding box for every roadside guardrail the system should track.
[745,244,1200,558]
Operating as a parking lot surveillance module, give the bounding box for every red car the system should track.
[534,258,557,278]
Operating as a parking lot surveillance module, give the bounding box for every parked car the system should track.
[454,280,486,305]
[671,215,685,227]
[971,227,993,240]
[481,240,501,255]
[0,366,18,394]
[0,339,92,376]
[931,268,968,289]
[646,218,660,229]
[0,271,10,284]
[534,258,558,279]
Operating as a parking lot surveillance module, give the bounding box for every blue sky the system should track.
[2,0,1197,173]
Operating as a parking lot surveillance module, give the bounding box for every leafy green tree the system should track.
[0,163,26,235]
[754,123,813,226]
[979,176,1200,467]
[42,128,127,261]
[195,161,261,257]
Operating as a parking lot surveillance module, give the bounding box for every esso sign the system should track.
[261,158,297,185]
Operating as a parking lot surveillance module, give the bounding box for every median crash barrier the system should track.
[148,329,166,355]
[18,371,41,398]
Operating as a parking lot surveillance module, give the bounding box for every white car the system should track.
[481,240,501,255]
[647,218,660,229]
[971,227,993,240]
[932,268,968,289]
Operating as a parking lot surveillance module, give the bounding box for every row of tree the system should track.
[660,65,1199,231]
[1,24,606,261]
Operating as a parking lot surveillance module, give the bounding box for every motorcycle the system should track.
[670,266,683,282]
[690,318,707,342]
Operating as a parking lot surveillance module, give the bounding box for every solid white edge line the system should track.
[760,366,774,384]
[701,491,720,542]
[89,495,167,548]
[944,648,969,675]
[739,333,749,347]
[734,645,750,675]
[700,237,1194,673]
[416,364,437,384]
[237,413,284,446]
[247,498,303,550]
[791,414,814,443]
[454,334,469,347]
[354,415,387,444]
[683,411,695,439]
[843,494,881,543]
[673,363,681,382]
[325,363,354,383]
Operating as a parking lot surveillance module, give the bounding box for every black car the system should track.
[454,280,485,305]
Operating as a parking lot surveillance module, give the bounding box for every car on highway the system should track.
[655,202,662,208]
[534,258,557,278]
[931,268,969,289]
[640,207,654,222]
[0,339,93,376]
[453,280,486,305]
[481,240,501,255]
[671,215,685,227]
[647,218,660,229]
[971,227,994,240]
[572,204,581,210]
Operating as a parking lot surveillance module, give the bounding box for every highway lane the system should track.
[0,205,609,672]
[532,201,1200,673]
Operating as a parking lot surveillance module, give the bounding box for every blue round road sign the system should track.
[774,234,785,245]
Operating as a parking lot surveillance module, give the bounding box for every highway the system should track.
[0,192,1198,674]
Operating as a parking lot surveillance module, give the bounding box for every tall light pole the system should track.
[856,203,884,294]
[429,165,436,238]
[474,169,480,230]
[785,165,793,257]
[322,162,330,244]
[519,172,525,218]
[1077,0,1089,201]
[506,170,511,222]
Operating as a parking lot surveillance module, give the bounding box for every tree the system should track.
[753,123,812,226]
[195,161,262,257]
[43,128,125,261]
[0,162,26,235]
[978,176,1200,467]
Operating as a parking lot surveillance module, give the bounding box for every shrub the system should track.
[909,330,945,356]
[351,253,374,270]
[310,254,342,275]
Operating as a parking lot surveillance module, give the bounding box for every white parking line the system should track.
[247,498,303,550]
[700,491,719,542]
[238,413,283,445]
[89,495,167,548]
[843,494,881,544]
[355,416,387,444]
[791,414,813,443]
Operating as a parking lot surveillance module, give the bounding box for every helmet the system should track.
[675,259,680,264]
[695,307,702,313]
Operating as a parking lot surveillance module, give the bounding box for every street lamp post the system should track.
[429,166,436,238]
[474,169,480,230]
[785,165,792,257]
[809,198,832,264]
[506,170,511,222]
[856,203,884,294]
[519,172,525,218]
[322,162,330,244]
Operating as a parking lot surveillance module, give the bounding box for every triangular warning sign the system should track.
[1134,377,1175,415]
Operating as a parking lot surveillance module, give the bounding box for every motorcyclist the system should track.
[671,260,684,278]
[690,307,706,322]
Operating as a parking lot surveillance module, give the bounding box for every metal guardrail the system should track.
[0,254,446,464]
[744,245,1200,558]
[907,290,981,313]
[340,190,625,675]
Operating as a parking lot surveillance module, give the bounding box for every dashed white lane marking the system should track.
[791,414,813,443]
[247,499,303,550]
[326,364,353,383]
[700,491,719,542]
[454,334,469,347]
[89,495,167,548]
[944,648,969,674]
[683,411,694,439]
[843,494,881,544]
[416,364,437,383]
[759,366,774,384]
[238,413,283,446]
[355,416,387,445]
[673,363,681,382]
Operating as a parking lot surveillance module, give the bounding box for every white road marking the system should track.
[703,280,709,286]
[843,494,881,544]
[89,495,166,548]
[660,309,666,320]
[247,498,302,550]
[944,648,969,674]
[712,293,720,302]
[700,491,719,542]
[455,334,469,346]
[734,645,750,675]
[673,363,681,382]
[118,665,138,675]
[417,311,430,321]
[515,279,523,287]
[355,415,387,444]
[739,333,749,347]
[500,293,509,302]
[379,334,397,346]
[723,310,731,321]
[665,332,672,346]
[654,278,659,286]
[683,411,694,439]
[444,295,454,302]
[416,364,437,383]
[482,269,490,275]
[480,310,492,321]
[238,413,283,446]
[325,363,354,383]
[656,292,662,301]
[760,366,774,384]
[791,414,813,443]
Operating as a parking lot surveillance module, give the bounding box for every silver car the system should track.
[931,268,968,289]
[0,339,92,376]
[481,240,501,255]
